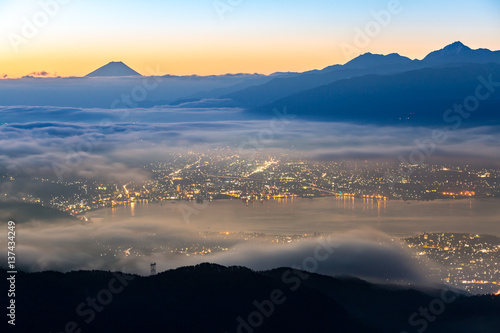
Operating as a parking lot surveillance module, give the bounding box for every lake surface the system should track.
[88,197,500,237]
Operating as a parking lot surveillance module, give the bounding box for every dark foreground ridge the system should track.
[3,263,499,333]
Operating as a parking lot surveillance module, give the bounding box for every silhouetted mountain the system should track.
[223,54,417,107]
[222,42,500,108]
[253,63,500,126]
[6,42,499,110]
[4,263,499,333]
[186,71,300,101]
[422,41,500,66]
[86,61,142,77]
[343,52,414,69]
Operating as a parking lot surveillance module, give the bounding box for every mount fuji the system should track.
[86,61,142,77]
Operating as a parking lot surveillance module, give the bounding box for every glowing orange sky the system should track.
[3,37,500,79]
[1,0,499,78]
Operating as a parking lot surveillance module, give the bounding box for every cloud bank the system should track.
[1,105,499,182]
[0,209,431,286]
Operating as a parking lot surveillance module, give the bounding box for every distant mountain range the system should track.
[86,42,500,79]
[4,41,500,117]
[223,42,500,110]
[210,41,500,126]
[253,63,500,126]
[5,263,499,333]
[422,41,500,66]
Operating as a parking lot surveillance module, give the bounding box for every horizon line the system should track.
[2,41,499,79]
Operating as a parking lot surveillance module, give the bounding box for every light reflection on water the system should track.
[90,197,500,237]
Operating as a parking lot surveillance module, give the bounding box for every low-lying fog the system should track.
[2,197,498,288]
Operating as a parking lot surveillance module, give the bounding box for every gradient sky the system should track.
[1,0,499,77]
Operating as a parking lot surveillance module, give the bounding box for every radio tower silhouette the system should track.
[150,262,156,275]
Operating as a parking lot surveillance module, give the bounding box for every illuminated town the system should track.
[2,151,500,295]
[404,233,500,295]
[92,231,316,259]
[1,151,498,217]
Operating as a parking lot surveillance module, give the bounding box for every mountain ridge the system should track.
[251,63,500,126]
[4,263,499,333]
[222,42,500,108]
[422,41,500,65]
